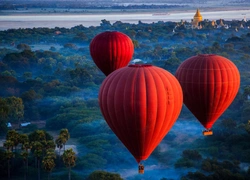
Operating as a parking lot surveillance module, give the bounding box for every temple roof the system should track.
[194,9,202,18]
[193,8,203,24]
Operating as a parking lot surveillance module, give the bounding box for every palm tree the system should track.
[5,150,14,179]
[42,157,55,180]
[22,142,32,173]
[3,140,14,151]
[59,135,67,152]
[45,149,56,160]
[60,129,70,140]
[32,141,43,180]
[19,134,29,152]
[42,149,56,180]
[3,140,14,179]
[20,151,29,180]
[59,129,70,151]
[6,130,19,152]
[62,148,76,180]
[45,140,56,151]
[29,130,46,143]
[19,134,30,179]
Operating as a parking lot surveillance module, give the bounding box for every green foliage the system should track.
[62,148,76,168]
[63,43,77,50]
[50,46,56,51]
[29,129,53,143]
[16,43,31,51]
[42,156,55,172]
[183,169,245,180]
[0,98,9,134]
[87,170,123,180]
[175,149,202,168]
[6,130,20,149]
[46,113,81,130]
[2,50,38,72]
[42,149,56,174]
[175,158,194,168]
[46,100,101,130]
[5,96,24,124]
[69,68,93,87]
[182,150,202,161]
[181,171,207,180]
[77,153,107,169]
[245,120,250,134]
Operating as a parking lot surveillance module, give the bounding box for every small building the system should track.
[20,122,31,128]
[7,122,12,129]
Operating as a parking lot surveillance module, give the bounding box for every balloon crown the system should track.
[128,64,152,68]
[198,54,216,57]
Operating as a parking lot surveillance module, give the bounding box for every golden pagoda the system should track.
[193,9,202,24]
[192,9,202,29]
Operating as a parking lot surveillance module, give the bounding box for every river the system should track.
[0,9,249,30]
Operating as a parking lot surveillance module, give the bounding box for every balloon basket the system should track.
[203,129,213,136]
[138,164,144,174]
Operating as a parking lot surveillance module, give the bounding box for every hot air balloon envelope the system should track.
[175,54,240,131]
[99,64,183,163]
[90,31,134,76]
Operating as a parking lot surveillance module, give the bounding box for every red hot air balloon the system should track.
[99,64,183,173]
[90,31,134,76]
[175,54,240,136]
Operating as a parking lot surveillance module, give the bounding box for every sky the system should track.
[1,0,250,7]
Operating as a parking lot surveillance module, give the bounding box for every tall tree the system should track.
[19,133,29,180]
[19,134,29,148]
[42,157,55,180]
[5,150,14,179]
[3,140,14,151]
[29,130,46,146]
[21,141,32,180]
[3,140,14,179]
[45,140,56,150]
[6,130,19,152]
[59,129,70,151]
[62,148,76,180]
[29,130,52,143]
[0,98,9,134]
[5,97,24,125]
[20,151,29,180]
[42,149,56,180]
[32,141,43,180]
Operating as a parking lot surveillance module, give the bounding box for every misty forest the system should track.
[1,17,250,180]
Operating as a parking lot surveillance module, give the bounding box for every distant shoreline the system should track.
[0,7,249,30]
